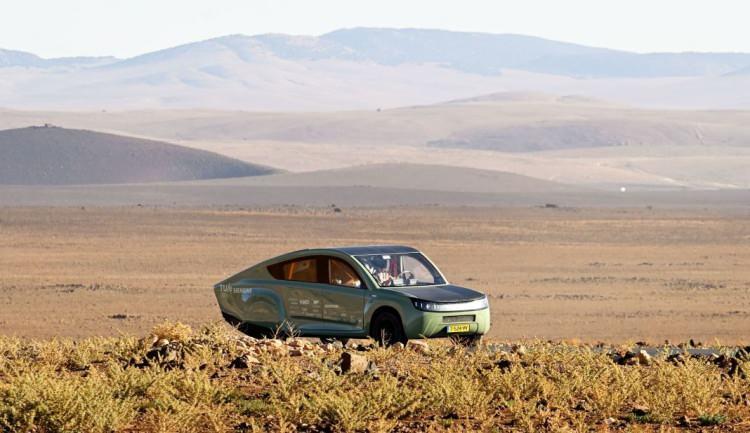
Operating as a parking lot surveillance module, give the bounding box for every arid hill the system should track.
[2,95,748,189]
[0,126,277,185]
[204,163,580,193]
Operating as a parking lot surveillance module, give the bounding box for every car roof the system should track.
[325,245,420,256]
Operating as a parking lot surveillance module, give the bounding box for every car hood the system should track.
[389,284,485,303]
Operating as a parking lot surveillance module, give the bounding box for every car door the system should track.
[313,256,366,334]
[269,255,365,335]
[269,256,325,332]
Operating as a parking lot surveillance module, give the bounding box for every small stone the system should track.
[366,360,379,374]
[392,342,405,350]
[163,348,178,363]
[637,350,652,366]
[511,344,527,356]
[287,339,305,348]
[495,358,513,371]
[632,405,649,417]
[678,415,691,426]
[332,341,344,350]
[229,354,260,369]
[154,338,170,348]
[667,353,686,364]
[289,348,304,357]
[340,352,368,374]
[407,340,430,354]
[613,351,638,366]
[604,417,617,425]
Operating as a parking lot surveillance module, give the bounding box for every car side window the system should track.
[328,258,362,289]
[268,257,318,283]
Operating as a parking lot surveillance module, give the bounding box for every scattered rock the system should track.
[144,341,183,369]
[632,405,650,417]
[332,340,345,350]
[287,339,305,349]
[637,350,652,366]
[229,354,260,369]
[495,358,513,372]
[678,415,691,426]
[667,353,687,365]
[289,348,304,357]
[154,338,170,348]
[366,360,379,374]
[340,352,368,374]
[392,342,405,351]
[612,351,638,366]
[407,340,430,354]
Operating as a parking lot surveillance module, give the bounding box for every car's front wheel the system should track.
[370,310,407,347]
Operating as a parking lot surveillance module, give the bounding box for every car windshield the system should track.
[355,252,445,287]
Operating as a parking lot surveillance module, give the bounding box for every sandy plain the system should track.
[1,205,748,343]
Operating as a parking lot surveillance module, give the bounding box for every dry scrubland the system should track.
[1,206,750,342]
[2,206,750,432]
[0,321,749,433]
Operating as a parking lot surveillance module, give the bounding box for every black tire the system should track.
[370,310,407,347]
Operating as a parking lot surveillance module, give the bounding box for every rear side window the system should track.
[268,257,318,283]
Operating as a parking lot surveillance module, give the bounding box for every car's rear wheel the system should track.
[370,310,407,347]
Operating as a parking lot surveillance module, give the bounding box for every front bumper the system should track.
[403,306,491,339]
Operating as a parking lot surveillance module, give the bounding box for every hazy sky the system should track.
[1,0,748,58]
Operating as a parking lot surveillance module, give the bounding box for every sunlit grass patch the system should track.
[0,325,747,432]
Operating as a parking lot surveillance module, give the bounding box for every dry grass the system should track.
[0,323,748,433]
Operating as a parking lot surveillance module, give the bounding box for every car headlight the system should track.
[411,297,488,312]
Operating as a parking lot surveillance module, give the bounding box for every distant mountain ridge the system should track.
[0,48,117,68]
[5,28,750,77]
[2,28,750,110]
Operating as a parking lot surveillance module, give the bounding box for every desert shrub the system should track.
[0,366,137,433]
[0,330,748,432]
[151,321,193,343]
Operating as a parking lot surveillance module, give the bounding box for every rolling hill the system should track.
[0,126,277,185]
[1,94,749,189]
[198,163,580,193]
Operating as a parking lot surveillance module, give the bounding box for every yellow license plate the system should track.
[447,324,471,333]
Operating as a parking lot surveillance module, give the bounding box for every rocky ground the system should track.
[1,322,748,433]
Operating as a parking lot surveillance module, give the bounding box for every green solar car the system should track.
[214,245,490,345]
